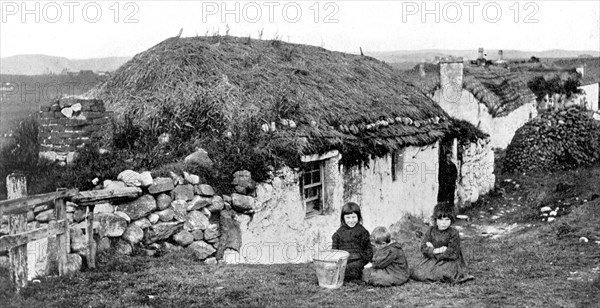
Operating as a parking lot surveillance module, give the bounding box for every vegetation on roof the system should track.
[91,35,450,173]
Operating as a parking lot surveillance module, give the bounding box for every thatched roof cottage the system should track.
[407,57,538,149]
[94,36,452,263]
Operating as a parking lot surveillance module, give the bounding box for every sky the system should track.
[0,0,599,59]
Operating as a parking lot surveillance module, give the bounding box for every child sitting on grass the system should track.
[410,203,474,284]
[332,202,373,281]
[362,226,410,287]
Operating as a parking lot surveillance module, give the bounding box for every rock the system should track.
[114,211,131,223]
[540,206,552,212]
[204,224,220,243]
[191,230,204,241]
[65,253,82,274]
[204,257,217,265]
[35,209,55,222]
[143,222,183,244]
[132,218,151,229]
[103,180,127,191]
[216,210,242,259]
[187,241,216,260]
[117,170,143,187]
[66,201,77,213]
[232,170,255,195]
[122,224,144,245]
[96,213,128,237]
[184,211,210,231]
[230,193,255,212]
[71,102,82,112]
[61,107,73,118]
[118,195,157,220]
[148,177,175,194]
[148,213,160,224]
[156,194,172,210]
[223,195,232,203]
[70,227,88,252]
[142,249,157,257]
[67,213,74,223]
[201,207,211,219]
[169,171,185,186]
[184,172,200,185]
[171,200,188,221]
[33,203,50,213]
[547,217,555,222]
[139,171,154,187]
[222,248,244,264]
[156,208,175,222]
[195,184,215,196]
[173,230,194,246]
[26,210,34,222]
[171,184,194,201]
[97,237,111,252]
[207,196,224,212]
[255,183,273,205]
[115,239,133,255]
[94,203,114,214]
[187,195,212,211]
[549,210,558,217]
[184,148,214,168]
[73,207,86,223]
[579,237,589,243]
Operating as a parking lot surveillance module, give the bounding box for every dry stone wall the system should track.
[38,97,112,164]
[456,137,495,208]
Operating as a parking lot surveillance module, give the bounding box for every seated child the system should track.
[410,203,474,284]
[362,226,410,287]
[332,202,373,281]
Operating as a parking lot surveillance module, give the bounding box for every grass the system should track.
[2,161,600,307]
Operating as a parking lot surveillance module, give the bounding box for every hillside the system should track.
[0,55,130,75]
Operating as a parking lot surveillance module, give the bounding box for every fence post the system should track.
[86,204,96,269]
[6,173,28,293]
[54,189,67,276]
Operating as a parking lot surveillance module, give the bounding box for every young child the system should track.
[410,203,474,283]
[332,202,373,281]
[362,226,410,287]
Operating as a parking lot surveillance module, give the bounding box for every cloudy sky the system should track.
[1,0,599,59]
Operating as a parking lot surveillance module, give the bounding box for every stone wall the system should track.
[38,97,112,164]
[455,137,495,208]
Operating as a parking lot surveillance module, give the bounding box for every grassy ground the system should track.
[2,165,600,307]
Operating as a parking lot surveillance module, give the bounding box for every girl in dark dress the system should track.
[332,202,373,281]
[411,203,474,284]
[362,226,410,287]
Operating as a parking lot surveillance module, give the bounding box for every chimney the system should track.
[478,47,484,59]
[576,65,585,78]
[439,56,464,104]
[419,62,426,77]
[498,50,504,61]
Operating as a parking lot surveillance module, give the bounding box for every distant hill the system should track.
[366,49,600,70]
[0,54,131,75]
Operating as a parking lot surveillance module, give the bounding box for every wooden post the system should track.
[54,190,67,276]
[6,173,28,293]
[86,204,96,269]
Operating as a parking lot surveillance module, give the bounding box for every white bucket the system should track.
[313,249,350,289]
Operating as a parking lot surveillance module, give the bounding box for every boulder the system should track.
[96,213,128,237]
[204,257,217,265]
[132,218,151,229]
[232,170,255,195]
[187,241,216,260]
[191,230,204,241]
[216,210,242,259]
[73,207,86,223]
[148,177,175,194]
[187,195,212,211]
[144,222,183,244]
[35,209,55,222]
[184,210,210,231]
[65,253,82,274]
[118,194,157,220]
[184,171,200,185]
[114,211,131,223]
[69,227,87,252]
[33,203,50,213]
[115,239,133,255]
[156,193,172,210]
[204,224,220,243]
[122,224,144,245]
[26,210,34,222]
[171,200,188,221]
[169,171,185,186]
[148,213,160,224]
[207,196,225,212]
[156,208,175,222]
[94,203,114,214]
[103,180,127,191]
[230,193,255,212]
[184,148,214,168]
[171,184,194,201]
[139,171,154,187]
[195,184,215,196]
[66,201,77,213]
[97,237,111,252]
[173,230,194,246]
[117,170,143,187]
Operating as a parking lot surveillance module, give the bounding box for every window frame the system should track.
[300,160,325,216]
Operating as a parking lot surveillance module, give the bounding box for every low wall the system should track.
[456,138,495,208]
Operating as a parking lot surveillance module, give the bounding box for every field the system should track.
[1,157,599,307]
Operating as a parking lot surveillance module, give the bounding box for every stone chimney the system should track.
[576,65,585,78]
[478,47,484,59]
[439,56,464,104]
[498,50,503,61]
[419,62,426,77]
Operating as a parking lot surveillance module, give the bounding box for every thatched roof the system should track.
[404,63,536,117]
[92,36,450,166]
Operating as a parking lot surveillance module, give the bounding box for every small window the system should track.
[301,161,324,215]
